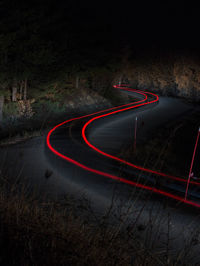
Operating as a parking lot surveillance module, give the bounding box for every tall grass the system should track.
[1,169,200,265]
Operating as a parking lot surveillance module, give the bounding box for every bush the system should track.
[3,102,19,119]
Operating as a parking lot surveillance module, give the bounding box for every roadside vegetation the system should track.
[1,170,200,265]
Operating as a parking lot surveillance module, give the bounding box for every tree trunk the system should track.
[24,78,27,100]
[0,95,4,122]
[75,75,79,89]
[12,85,17,102]
[19,81,23,100]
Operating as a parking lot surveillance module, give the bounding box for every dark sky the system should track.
[59,1,200,54]
[2,0,200,57]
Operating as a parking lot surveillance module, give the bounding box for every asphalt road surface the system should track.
[46,86,200,208]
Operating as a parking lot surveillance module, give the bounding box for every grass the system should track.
[1,167,200,265]
[0,172,148,266]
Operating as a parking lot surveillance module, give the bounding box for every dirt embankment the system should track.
[119,55,200,102]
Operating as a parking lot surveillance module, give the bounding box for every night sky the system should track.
[1,0,200,78]
[50,1,200,55]
[2,1,200,55]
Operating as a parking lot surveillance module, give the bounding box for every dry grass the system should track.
[0,173,152,266]
[0,168,200,265]
[0,180,127,265]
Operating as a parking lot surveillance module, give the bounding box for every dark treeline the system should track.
[0,0,125,121]
[0,0,118,89]
[1,1,200,122]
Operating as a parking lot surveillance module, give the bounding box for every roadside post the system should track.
[134,116,137,151]
[185,127,200,200]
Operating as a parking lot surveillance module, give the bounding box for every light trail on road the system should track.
[47,85,200,208]
[82,86,200,186]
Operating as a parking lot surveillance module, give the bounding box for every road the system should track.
[46,85,200,208]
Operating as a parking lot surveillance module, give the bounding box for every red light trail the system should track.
[82,86,200,187]
[47,85,200,208]
[185,128,200,200]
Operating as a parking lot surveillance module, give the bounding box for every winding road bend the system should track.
[46,85,200,208]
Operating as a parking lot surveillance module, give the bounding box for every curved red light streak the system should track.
[185,129,200,200]
[47,85,200,208]
[82,87,200,187]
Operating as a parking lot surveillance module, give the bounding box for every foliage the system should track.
[0,0,200,125]
[2,102,18,118]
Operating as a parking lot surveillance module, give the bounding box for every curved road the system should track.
[46,85,200,208]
